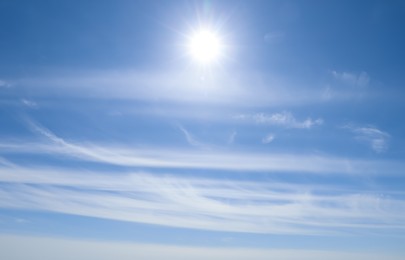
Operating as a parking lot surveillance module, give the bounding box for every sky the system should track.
[1,0,405,259]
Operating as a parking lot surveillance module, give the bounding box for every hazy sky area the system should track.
[1,0,405,259]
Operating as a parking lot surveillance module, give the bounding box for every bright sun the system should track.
[188,29,223,64]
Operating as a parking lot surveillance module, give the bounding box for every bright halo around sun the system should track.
[188,29,223,65]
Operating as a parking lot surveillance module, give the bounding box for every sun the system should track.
[188,29,223,64]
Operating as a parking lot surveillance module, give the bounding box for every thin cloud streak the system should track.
[228,130,237,144]
[11,70,329,107]
[262,133,275,144]
[344,124,390,153]
[0,79,11,88]
[0,121,401,174]
[20,99,38,108]
[332,71,370,87]
[0,166,405,235]
[178,125,209,149]
[236,111,323,129]
[0,156,17,168]
[0,121,403,235]
[0,138,402,175]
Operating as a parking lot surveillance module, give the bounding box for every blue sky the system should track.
[1,0,405,259]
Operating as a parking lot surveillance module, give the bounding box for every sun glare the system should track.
[188,29,223,64]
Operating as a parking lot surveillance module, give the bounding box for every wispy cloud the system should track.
[178,125,208,149]
[0,79,11,88]
[332,71,370,87]
[345,125,390,153]
[0,120,401,175]
[9,70,329,108]
[0,165,404,235]
[262,133,275,144]
[14,218,30,224]
[0,156,17,168]
[0,120,403,235]
[228,130,237,144]
[236,111,323,129]
[321,85,333,101]
[322,71,371,101]
[21,99,38,108]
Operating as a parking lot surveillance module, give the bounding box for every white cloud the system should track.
[178,125,208,149]
[228,131,237,144]
[0,156,17,167]
[1,235,403,260]
[10,70,328,108]
[237,111,323,129]
[332,71,370,87]
[0,124,403,235]
[322,71,371,102]
[21,99,38,108]
[14,218,29,224]
[345,125,390,153]
[321,85,333,101]
[262,134,275,144]
[0,120,401,175]
[0,79,11,88]
[0,166,405,235]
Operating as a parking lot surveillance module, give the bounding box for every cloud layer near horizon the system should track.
[1,235,403,260]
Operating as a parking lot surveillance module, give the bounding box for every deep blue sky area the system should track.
[1,1,405,259]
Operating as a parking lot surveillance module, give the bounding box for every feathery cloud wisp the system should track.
[21,99,38,108]
[345,125,390,153]
[1,165,405,235]
[178,125,208,149]
[0,120,403,235]
[262,134,275,144]
[0,79,11,88]
[228,131,237,144]
[332,71,370,87]
[0,120,401,175]
[236,111,323,129]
